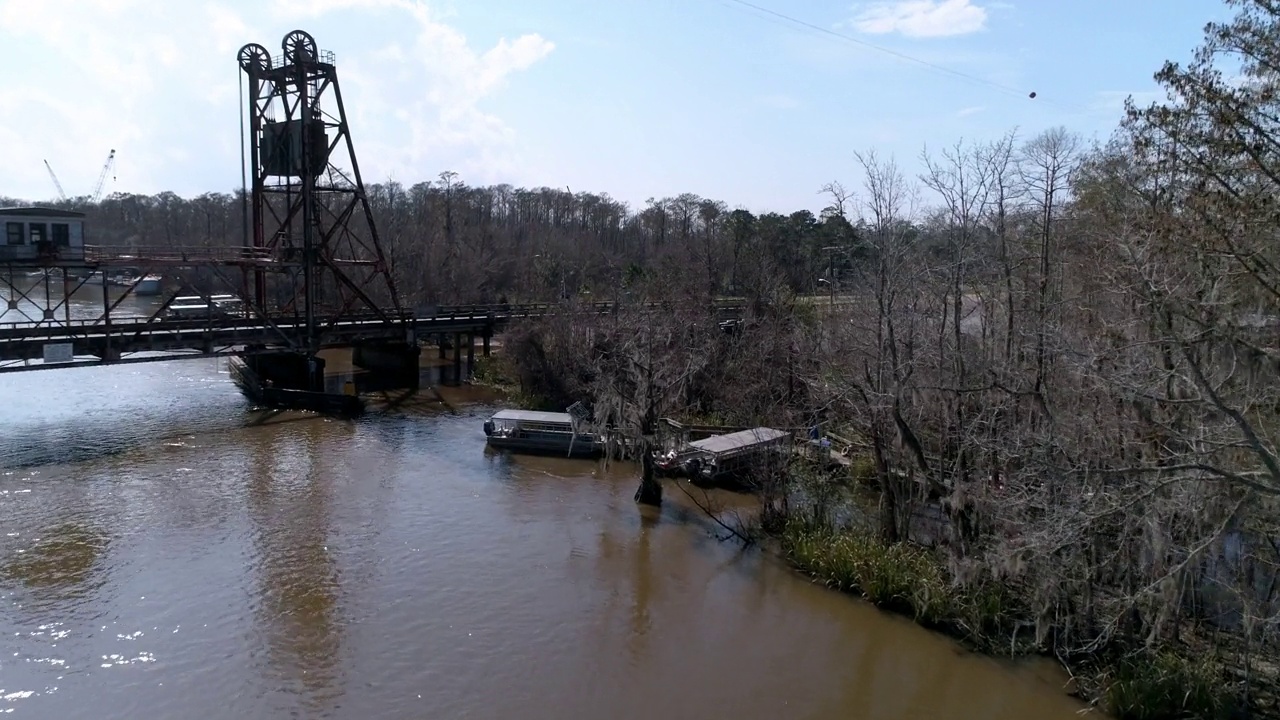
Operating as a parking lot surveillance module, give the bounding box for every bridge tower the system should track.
[237,31,404,354]
[0,30,422,395]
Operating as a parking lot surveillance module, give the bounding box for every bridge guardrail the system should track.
[0,301,748,343]
[82,245,277,264]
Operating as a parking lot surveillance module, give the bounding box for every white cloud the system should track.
[267,0,404,19]
[956,105,985,117]
[850,0,988,38]
[314,0,556,183]
[0,0,554,201]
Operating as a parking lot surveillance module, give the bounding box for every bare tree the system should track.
[1018,127,1081,407]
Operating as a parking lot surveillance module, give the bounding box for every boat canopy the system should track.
[688,427,789,455]
[491,409,575,424]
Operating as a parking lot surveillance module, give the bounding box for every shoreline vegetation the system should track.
[773,499,1243,720]
[475,343,1271,720]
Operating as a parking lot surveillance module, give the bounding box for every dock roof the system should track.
[689,427,789,454]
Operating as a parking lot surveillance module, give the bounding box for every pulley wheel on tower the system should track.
[283,30,318,65]
[237,43,272,74]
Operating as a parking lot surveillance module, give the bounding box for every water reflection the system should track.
[1,522,108,602]
[628,507,657,660]
[246,419,349,711]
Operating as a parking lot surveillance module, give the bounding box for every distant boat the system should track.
[134,275,162,296]
[482,409,602,459]
[166,295,244,320]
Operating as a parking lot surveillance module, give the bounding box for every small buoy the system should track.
[1029,91,1037,99]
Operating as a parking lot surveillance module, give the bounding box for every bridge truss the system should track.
[238,30,404,352]
[0,30,410,374]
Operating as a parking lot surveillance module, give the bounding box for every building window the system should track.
[29,223,47,245]
[5,222,22,245]
[52,223,70,246]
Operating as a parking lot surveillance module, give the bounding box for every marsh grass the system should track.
[1102,651,1234,720]
[781,519,951,624]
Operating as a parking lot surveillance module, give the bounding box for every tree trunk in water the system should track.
[635,449,662,506]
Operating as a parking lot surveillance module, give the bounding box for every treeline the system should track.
[1,174,858,307]
[500,2,1280,718]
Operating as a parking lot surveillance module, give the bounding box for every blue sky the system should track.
[0,0,1233,214]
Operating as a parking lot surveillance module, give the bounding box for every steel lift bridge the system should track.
[0,31,439,383]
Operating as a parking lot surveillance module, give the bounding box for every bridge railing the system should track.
[427,300,744,316]
[0,306,518,337]
[0,301,747,340]
[83,245,276,264]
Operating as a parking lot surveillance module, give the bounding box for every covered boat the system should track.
[656,427,790,483]
[483,409,602,458]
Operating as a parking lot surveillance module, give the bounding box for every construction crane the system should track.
[91,149,116,203]
[43,160,68,202]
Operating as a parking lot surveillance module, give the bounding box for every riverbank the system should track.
[774,515,1256,720]
[464,332,1275,719]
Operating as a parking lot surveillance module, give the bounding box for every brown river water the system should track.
[0,355,1094,719]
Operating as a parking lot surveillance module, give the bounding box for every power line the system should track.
[720,0,1078,110]
[723,0,1022,95]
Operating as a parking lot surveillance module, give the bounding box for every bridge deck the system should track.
[0,311,513,364]
[0,302,744,371]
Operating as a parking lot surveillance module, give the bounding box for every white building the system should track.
[0,207,87,262]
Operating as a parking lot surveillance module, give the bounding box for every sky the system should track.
[0,0,1236,215]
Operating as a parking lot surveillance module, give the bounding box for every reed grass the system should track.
[781,519,950,624]
[1103,651,1233,720]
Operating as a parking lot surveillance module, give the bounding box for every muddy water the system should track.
[0,358,1091,719]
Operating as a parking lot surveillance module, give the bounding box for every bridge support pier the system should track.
[241,351,326,392]
[438,334,447,360]
[452,332,463,385]
[482,330,490,357]
[466,333,475,369]
[232,351,363,415]
[353,341,421,392]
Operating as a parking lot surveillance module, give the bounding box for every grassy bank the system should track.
[777,519,1239,720]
